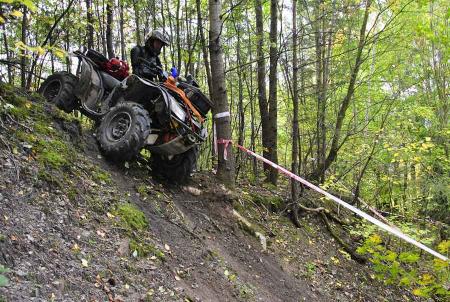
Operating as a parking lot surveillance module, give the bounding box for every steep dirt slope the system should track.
[0,86,417,301]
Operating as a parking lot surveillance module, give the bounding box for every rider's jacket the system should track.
[130,45,162,81]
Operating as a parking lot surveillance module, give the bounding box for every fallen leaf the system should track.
[72,243,80,252]
[331,256,340,264]
[81,259,88,267]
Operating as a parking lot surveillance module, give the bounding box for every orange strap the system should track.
[164,76,204,123]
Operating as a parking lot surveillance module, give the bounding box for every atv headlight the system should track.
[168,95,186,121]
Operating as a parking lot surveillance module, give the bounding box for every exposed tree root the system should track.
[319,212,366,263]
[232,209,267,251]
[292,202,366,263]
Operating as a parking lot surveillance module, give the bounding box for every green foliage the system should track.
[136,184,148,197]
[91,167,112,185]
[357,234,449,299]
[129,239,165,261]
[237,283,255,301]
[115,203,148,232]
[304,262,316,278]
[0,265,10,287]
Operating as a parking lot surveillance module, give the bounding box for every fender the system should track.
[117,75,186,125]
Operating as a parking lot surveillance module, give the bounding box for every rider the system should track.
[130,29,170,81]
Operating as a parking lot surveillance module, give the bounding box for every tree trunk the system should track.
[311,0,372,180]
[196,0,212,96]
[96,0,106,55]
[86,0,94,49]
[1,25,12,84]
[209,0,235,187]
[255,0,270,178]
[133,0,141,45]
[106,0,114,58]
[267,0,279,185]
[291,0,300,208]
[119,0,126,60]
[20,7,28,88]
[176,0,182,72]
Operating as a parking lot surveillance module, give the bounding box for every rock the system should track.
[30,287,40,297]
[15,269,28,277]
[182,186,202,196]
[107,278,116,287]
[117,238,130,256]
[53,279,65,294]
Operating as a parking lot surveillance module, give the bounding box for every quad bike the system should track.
[39,47,213,183]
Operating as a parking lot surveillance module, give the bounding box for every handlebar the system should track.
[137,57,167,81]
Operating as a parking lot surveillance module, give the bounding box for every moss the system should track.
[67,188,77,202]
[129,239,165,261]
[37,170,63,188]
[86,196,106,213]
[232,201,246,213]
[36,138,73,169]
[15,130,37,144]
[137,184,148,196]
[92,167,113,184]
[39,149,68,169]
[51,108,80,123]
[6,93,27,108]
[115,203,148,232]
[8,105,29,120]
[250,193,283,212]
[238,283,255,301]
[34,120,56,136]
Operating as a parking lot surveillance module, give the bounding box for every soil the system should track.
[0,90,420,301]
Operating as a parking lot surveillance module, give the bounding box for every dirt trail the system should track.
[95,149,320,301]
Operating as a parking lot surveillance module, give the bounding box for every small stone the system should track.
[117,239,130,256]
[107,278,116,286]
[30,287,40,297]
[15,269,28,277]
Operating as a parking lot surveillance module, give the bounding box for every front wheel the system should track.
[151,147,198,184]
[97,102,151,162]
[38,71,78,113]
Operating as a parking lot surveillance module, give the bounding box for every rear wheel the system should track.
[38,71,78,113]
[151,147,198,184]
[97,102,151,162]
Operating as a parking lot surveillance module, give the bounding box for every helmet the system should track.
[145,29,170,46]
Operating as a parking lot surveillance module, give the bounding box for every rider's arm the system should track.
[130,46,143,75]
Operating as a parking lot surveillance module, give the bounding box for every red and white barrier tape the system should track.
[214,139,448,261]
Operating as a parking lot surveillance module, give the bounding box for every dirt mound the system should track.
[0,86,417,301]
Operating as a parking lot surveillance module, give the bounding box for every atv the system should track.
[39,47,213,183]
